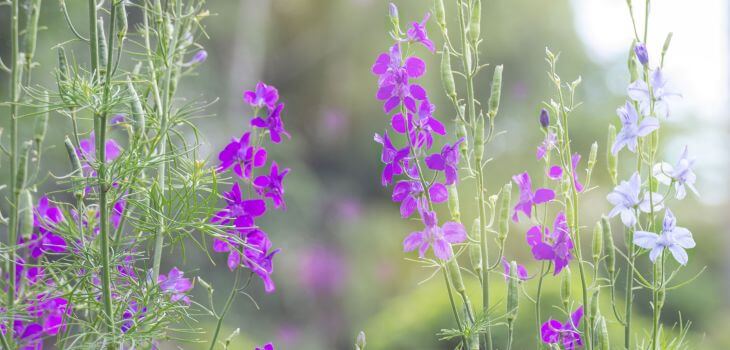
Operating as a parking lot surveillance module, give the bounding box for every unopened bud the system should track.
[634,42,649,66]
[355,331,367,350]
[388,3,399,29]
[19,190,34,240]
[539,108,550,129]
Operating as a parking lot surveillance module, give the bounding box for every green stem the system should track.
[208,271,240,350]
[442,269,468,348]
[624,228,634,349]
[535,262,547,348]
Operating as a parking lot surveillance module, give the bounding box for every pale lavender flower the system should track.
[634,42,649,66]
[633,209,695,265]
[606,172,663,227]
[157,267,193,304]
[628,69,680,118]
[611,101,659,155]
[407,13,435,53]
[536,131,557,160]
[403,210,466,260]
[653,146,698,200]
[541,306,583,350]
[183,50,207,66]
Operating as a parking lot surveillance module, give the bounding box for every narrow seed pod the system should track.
[456,115,469,159]
[497,182,512,242]
[469,219,481,273]
[468,0,481,45]
[464,44,472,72]
[197,276,213,292]
[64,136,83,199]
[657,288,665,309]
[447,259,467,293]
[488,65,503,118]
[440,45,457,100]
[127,77,146,140]
[506,261,519,322]
[475,115,485,162]
[601,216,615,276]
[15,142,32,195]
[560,268,571,309]
[661,32,673,59]
[628,42,639,82]
[447,184,460,221]
[607,125,618,185]
[57,47,69,83]
[587,141,598,173]
[434,0,446,28]
[34,92,50,144]
[97,18,108,68]
[116,0,129,41]
[24,0,42,62]
[599,317,610,350]
[19,190,34,240]
[592,220,603,265]
[590,289,600,326]
[355,331,367,350]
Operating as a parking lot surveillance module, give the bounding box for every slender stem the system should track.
[535,262,547,348]
[6,2,20,345]
[442,269,469,348]
[208,271,240,350]
[624,228,634,349]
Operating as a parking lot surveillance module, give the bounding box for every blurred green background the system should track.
[1,0,728,349]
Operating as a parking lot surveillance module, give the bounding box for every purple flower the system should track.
[244,82,279,110]
[407,13,435,53]
[526,212,573,275]
[251,103,290,144]
[121,300,146,333]
[374,131,409,186]
[112,199,126,229]
[606,172,663,227]
[157,267,193,304]
[372,44,428,113]
[183,50,207,66]
[218,131,267,179]
[391,99,446,150]
[254,162,290,210]
[634,42,649,66]
[512,172,555,222]
[27,196,67,258]
[243,230,280,293]
[653,146,698,200]
[611,101,659,155]
[212,183,267,227]
[391,180,448,218]
[78,133,123,176]
[28,294,71,336]
[539,108,550,129]
[634,209,695,265]
[628,69,680,118]
[536,131,557,160]
[255,343,275,350]
[501,258,528,281]
[425,138,463,185]
[403,210,467,260]
[2,321,42,349]
[547,153,584,192]
[110,114,126,125]
[541,306,584,350]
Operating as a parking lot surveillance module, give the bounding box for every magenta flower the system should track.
[251,103,290,144]
[211,183,267,229]
[372,44,428,113]
[218,131,267,179]
[1,321,42,349]
[374,131,409,186]
[547,153,584,192]
[244,82,279,110]
[425,138,463,185]
[243,230,280,293]
[157,267,193,304]
[407,13,435,53]
[28,294,71,336]
[501,258,529,281]
[27,196,67,258]
[391,99,446,150]
[254,161,290,210]
[526,212,573,275]
[77,132,122,176]
[255,343,275,350]
[541,306,584,350]
[391,180,448,218]
[512,172,555,222]
[403,210,467,260]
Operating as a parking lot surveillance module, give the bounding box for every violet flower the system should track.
[28,196,67,258]
[512,172,555,222]
[406,13,435,53]
[157,267,193,304]
[526,212,573,275]
[77,132,122,176]
[254,161,290,210]
[251,103,290,144]
[244,82,279,110]
[374,131,409,186]
[541,306,584,350]
[425,138,463,185]
[211,183,267,227]
[391,180,448,218]
[653,146,698,200]
[606,172,663,227]
[539,108,550,129]
[28,294,71,336]
[391,99,446,150]
[403,210,467,260]
[536,131,557,160]
[633,209,695,265]
[121,301,147,333]
[501,258,528,281]
[612,101,659,155]
[634,42,649,66]
[627,68,680,118]
[372,43,428,113]
[255,343,275,350]
[2,321,42,349]
[243,230,280,293]
[183,50,207,66]
[547,153,584,192]
[218,131,267,179]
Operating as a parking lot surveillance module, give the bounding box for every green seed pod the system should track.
[601,216,615,276]
[434,0,446,28]
[607,125,618,185]
[592,220,603,265]
[97,18,108,67]
[468,0,481,45]
[355,331,367,350]
[498,182,512,242]
[464,44,472,72]
[197,276,213,292]
[590,289,600,326]
[506,261,519,322]
[447,259,467,294]
[599,317,609,350]
[447,184,460,221]
[127,77,146,140]
[657,288,665,309]
[560,268,571,309]
[19,189,34,240]
[15,142,32,195]
[661,32,673,60]
[57,47,69,83]
[24,0,42,62]
[488,65,503,118]
[469,218,481,273]
[628,42,639,82]
[34,92,50,145]
[475,115,485,162]
[116,0,129,41]
[440,45,457,100]
[456,115,469,159]
[587,141,598,173]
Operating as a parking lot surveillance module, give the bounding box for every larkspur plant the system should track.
[371,1,700,349]
[1,1,288,349]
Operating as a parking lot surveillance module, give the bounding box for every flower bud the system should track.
[34,92,49,145]
[539,108,550,129]
[440,45,457,100]
[355,331,367,350]
[657,288,665,309]
[468,0,481,45]
[388,3,399,29]
[488,65,503,118]
[456,112,469,159]
[498,182,511,243]
[607,125,618,185]
[190,50,208,65]
[661,32,673,61]
[634,42,649,66]
[64,136,84,199]
[19,189,34,240]
[628,42,639,81]
[601,216,615,276]
[587,141,598,173]
[560,268,571,309]
[592,220,603,265]
[434,0,446,28]
[590,289,600,323]
[506,261,519,322]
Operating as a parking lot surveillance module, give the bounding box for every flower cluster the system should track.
[371,7,466,261]
[213,81,290,293]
